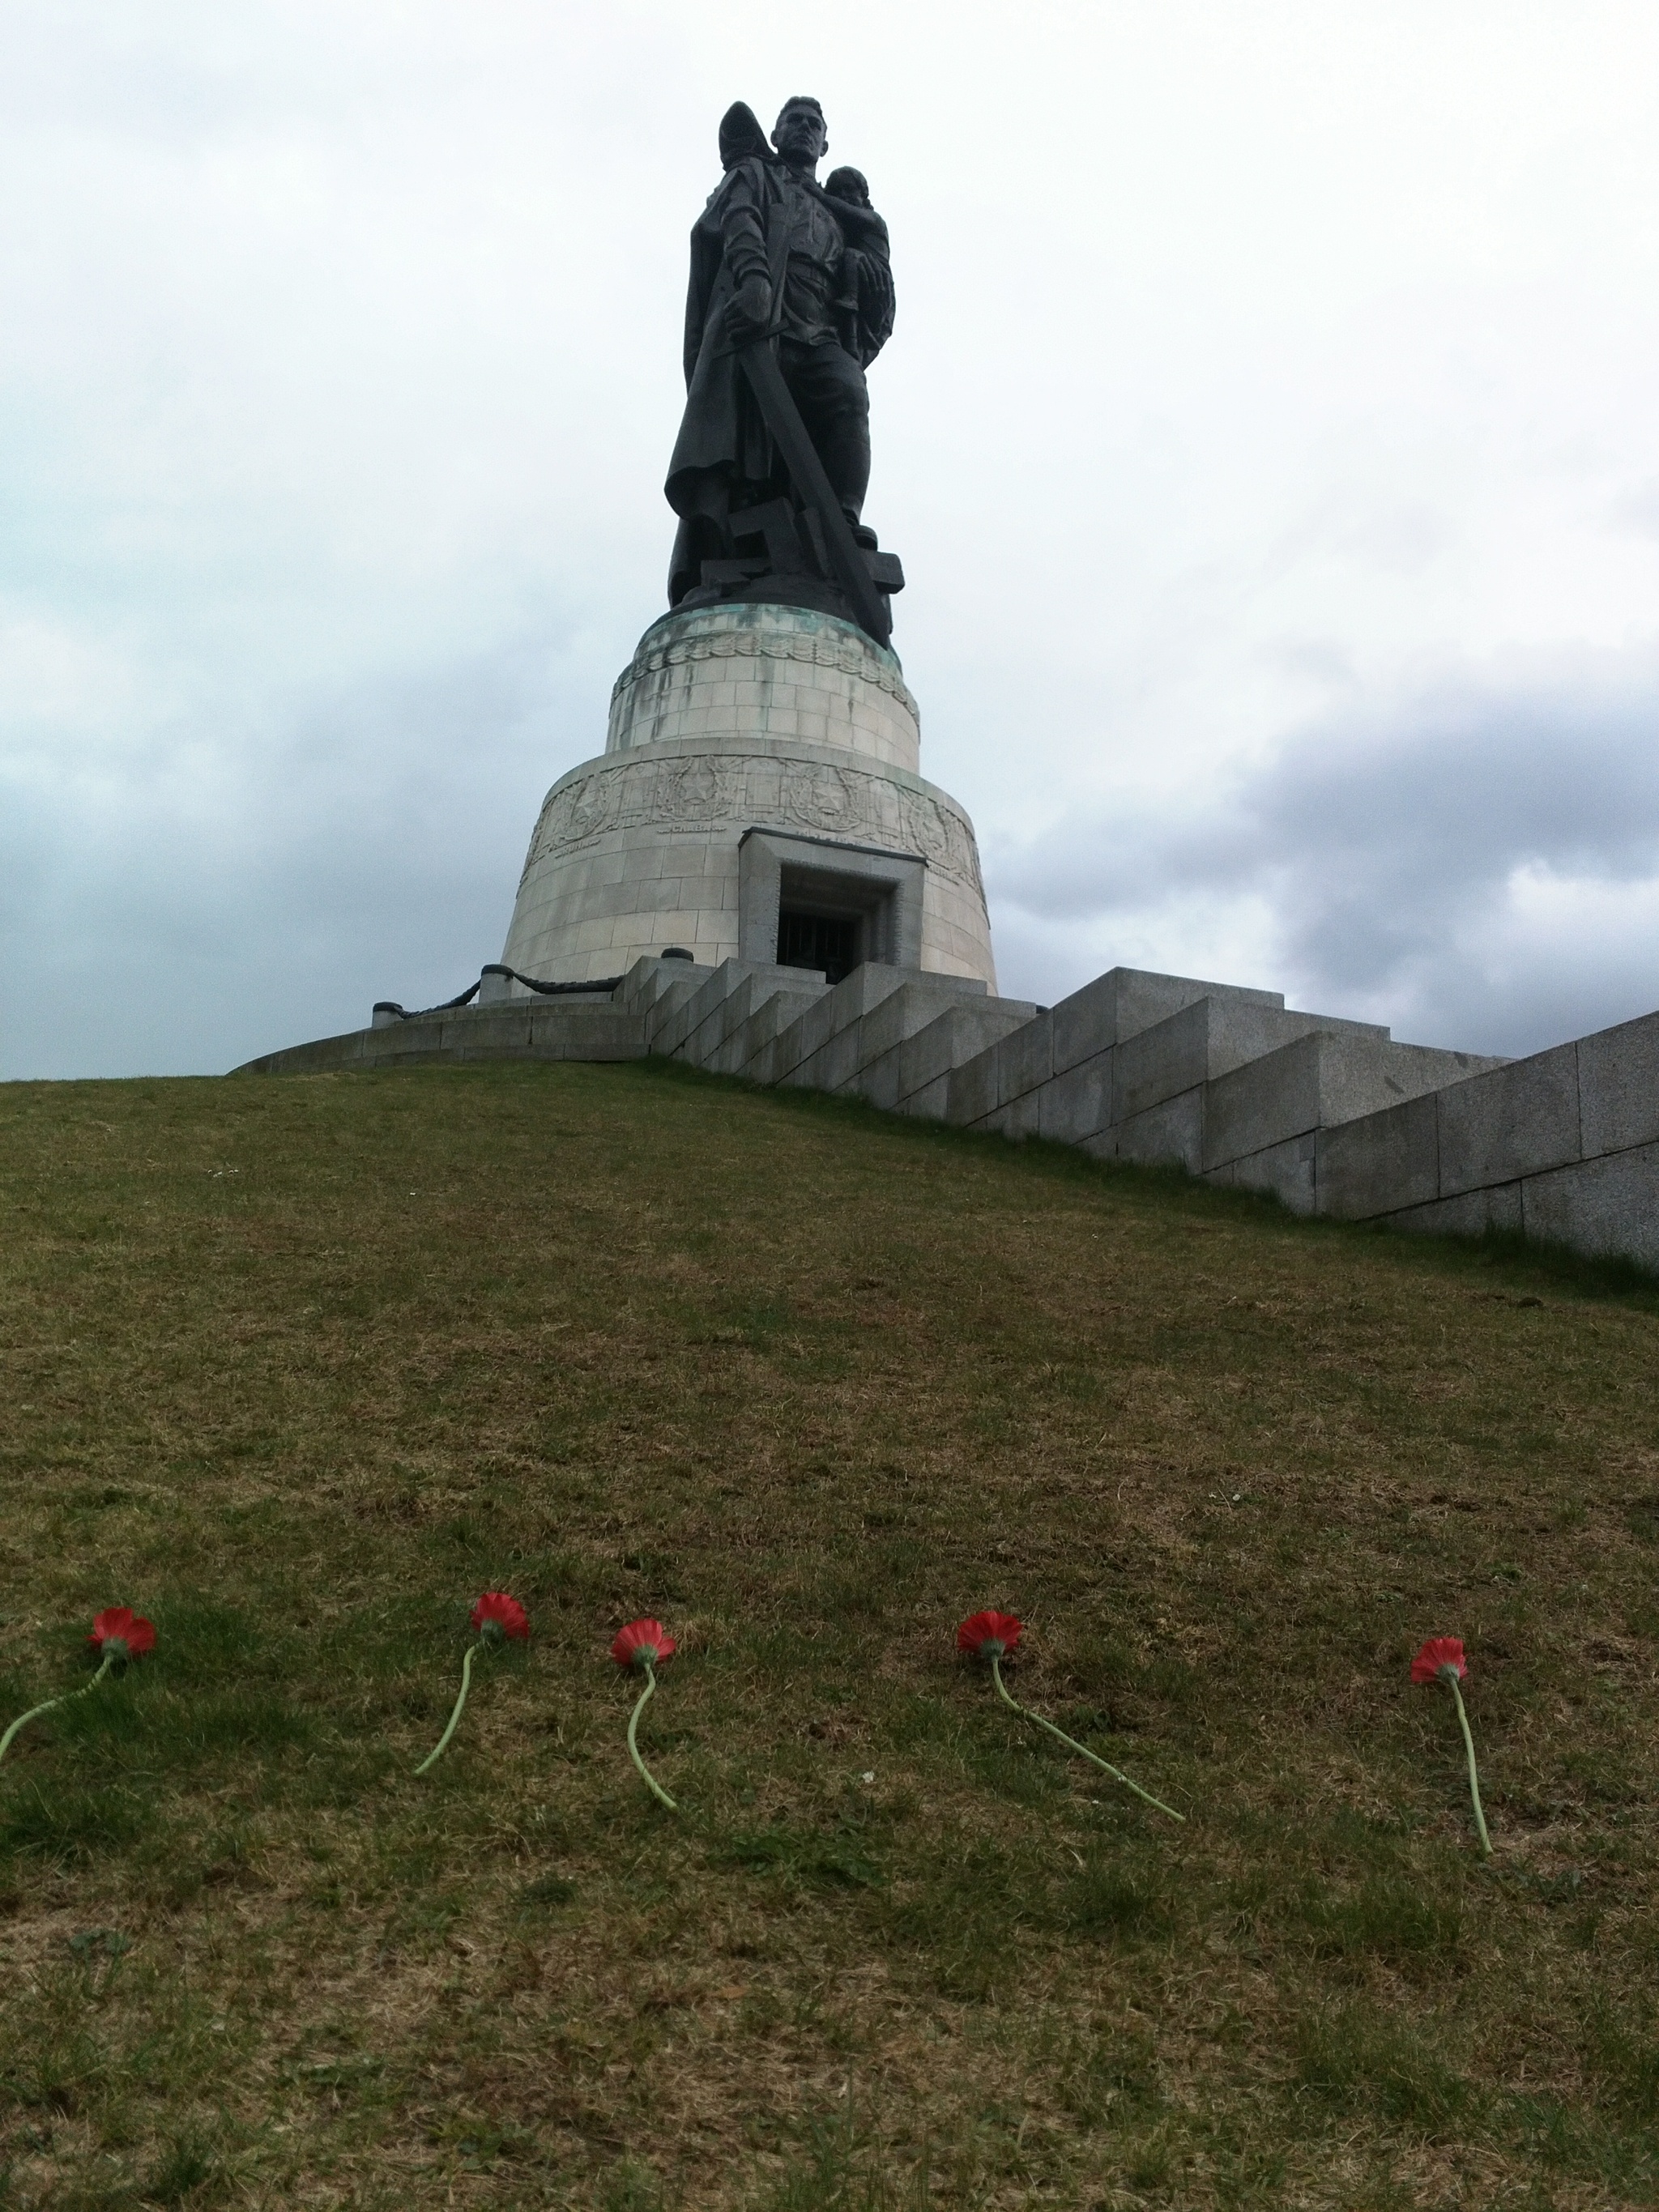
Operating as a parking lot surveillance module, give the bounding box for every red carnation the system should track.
[611,1620,678,1809]
[957,1605,1183,1822]
[414,1590,529,1775]
[87,1608,156,1660]
[471,1592,530,1642]
[2,1605,158,1767]
[1411,1635,1467,1685]
[957,1609,1024,1660]
[612,1618,676,1671]
[1410,1634,1491,1856]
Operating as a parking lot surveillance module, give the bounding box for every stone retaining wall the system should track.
[235,956,1659,1275]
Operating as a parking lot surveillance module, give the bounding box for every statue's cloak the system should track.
[664,156,787,515]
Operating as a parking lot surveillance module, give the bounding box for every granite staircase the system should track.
[236,952,1659,1269]
[605,953,1504,1217]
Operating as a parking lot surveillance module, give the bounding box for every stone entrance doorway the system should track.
[739,826,927,978]
[778,908,859,983]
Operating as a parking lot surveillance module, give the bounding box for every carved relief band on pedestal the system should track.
[518,750,986,915]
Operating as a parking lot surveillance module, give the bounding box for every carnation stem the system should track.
[416,1641,477,1775]
[1444,1672,1492,1857]
[626,1663,677,1811]
[991,1656,1183,1822]
[0,1652,117,1767]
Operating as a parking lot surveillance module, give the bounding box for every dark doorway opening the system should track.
[778,909,859,984]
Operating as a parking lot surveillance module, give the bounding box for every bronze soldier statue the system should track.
[664,97,901,640]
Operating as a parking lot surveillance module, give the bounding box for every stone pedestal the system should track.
[499,600,996,989]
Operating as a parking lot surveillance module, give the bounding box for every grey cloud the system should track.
[988,665,1659,1055]
[0,625,606,1080]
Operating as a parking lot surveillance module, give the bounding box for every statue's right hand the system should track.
[724,273,773,342]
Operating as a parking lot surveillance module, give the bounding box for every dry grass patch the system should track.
[1,1058,1657,2208]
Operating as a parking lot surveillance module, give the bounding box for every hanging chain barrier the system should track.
[373,970,625,1022]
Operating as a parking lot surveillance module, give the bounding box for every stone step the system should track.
[1115,997,1388,1121]
[1051,965,1286,1068]
[845,982,1042,1112]
[948,979,1381,1142]
[897,999,1047,1120]
[649,958,743,1057]
[615,953,716,1016]
[1206,1032,1505,1174]
[940,968,1277,1138]
[683,963,831,1072]
[640,973,710,1056]
[654,957,826,1063]
[767,962,989,1093]
[648,959,756,1055]
[727,985,833,1078]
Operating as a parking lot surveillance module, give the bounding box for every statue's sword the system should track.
[732,333,893,648]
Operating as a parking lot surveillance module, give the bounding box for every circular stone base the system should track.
[500,602,996,989]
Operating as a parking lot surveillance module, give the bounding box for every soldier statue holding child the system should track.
[664,96,902,644]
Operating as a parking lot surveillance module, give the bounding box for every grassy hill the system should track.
[2,1058,1658,2211]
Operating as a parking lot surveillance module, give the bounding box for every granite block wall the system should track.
[1316,1009,1659,1268]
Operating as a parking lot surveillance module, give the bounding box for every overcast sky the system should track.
[2,1,1657,1078]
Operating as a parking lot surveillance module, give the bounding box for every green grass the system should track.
[2,1055,1658,2207]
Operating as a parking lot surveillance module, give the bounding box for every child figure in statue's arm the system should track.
[824,166,895,368]
[825,164,873,208]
